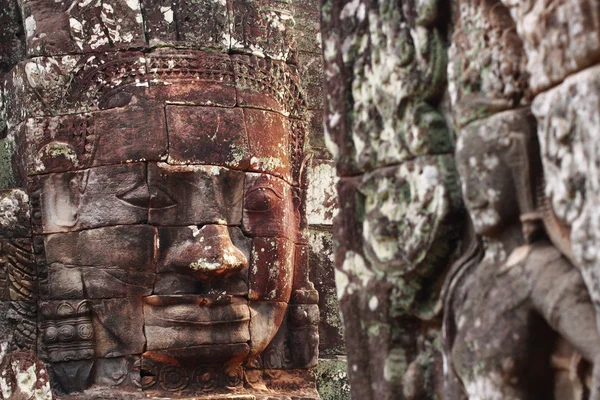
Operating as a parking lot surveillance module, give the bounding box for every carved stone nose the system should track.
[187,224,247,278]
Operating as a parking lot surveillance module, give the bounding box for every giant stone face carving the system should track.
[0,4,318,395]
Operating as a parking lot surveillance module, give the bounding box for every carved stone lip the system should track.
[143,295,250,327]
[143,294,236,307]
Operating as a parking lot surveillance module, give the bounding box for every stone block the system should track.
[50,359,95,394]
[143,296,250,350]
[94,355,140,391]
[248,301,287,358]
[233,55,305,119]
[230,0,296,62]
[248,237,294,302]
[0,189,31,238]
[38,299,95,362]
[41,225,155,269]
[359,155,463,279]
[153,229,250,298]
[30,163,148,233]
[3,52,148,127]
[243,173,297,241]
[0,123,28,189]
[148,162,244,226]
[448,0,530,127]
[41,263,155,299]
[142,0,229,50]
[0,0,24,73]
[305,109,330,158]
[166,105,249,169]
[315,358,350,400]
[297,52,323,110]
[533,65,600,327]
[503,0,600,93]
[24,105,168,175]
[290,0,321,54]
[244,109,292,182]
[19,0,145,56]
[91,297,146,357]
[153,226,249,297]
[308,230,344,357]
[0,300,37,352]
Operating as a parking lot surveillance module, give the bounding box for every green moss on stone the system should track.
[316,358,351,400]
[0,137,16,189]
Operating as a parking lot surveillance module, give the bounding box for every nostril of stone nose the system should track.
[188,224,247,278]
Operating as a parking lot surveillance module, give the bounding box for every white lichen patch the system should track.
[0,189,29,230]
[158,162,224,175]
[306,160,339,225]
[250,156,285,172]
[160,6,174,23]
[25,15,37,39]
[464,373,509,400]
[341,251,375,294]
[14,364,51,399]
[34,142,80,172]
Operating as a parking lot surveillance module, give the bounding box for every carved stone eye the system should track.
[245,187,280,212]
[149,187,178,209]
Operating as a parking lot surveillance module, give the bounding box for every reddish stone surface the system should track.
[0,1,320,391]
[243,173,297,240]
[30,163,149,233]
[91,297,146,357]
[166,105,250,169]
[230,0,296,62]
[25,105,168,175]
[147,162,244,226]
[233,55,305,118]
[248,237,294,302]
[244,109,292,182]
[145,49,236,107]
[143,296,250,350]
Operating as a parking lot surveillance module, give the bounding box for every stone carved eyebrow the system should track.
[245,184,284,200]
[245,176,285,199]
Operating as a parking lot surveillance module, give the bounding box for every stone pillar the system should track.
[320,0,464,398]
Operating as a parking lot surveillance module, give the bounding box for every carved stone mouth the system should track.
[143,295,251,350]
[143,295,250,327]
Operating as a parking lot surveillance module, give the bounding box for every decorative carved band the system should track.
[39,300,94,363]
